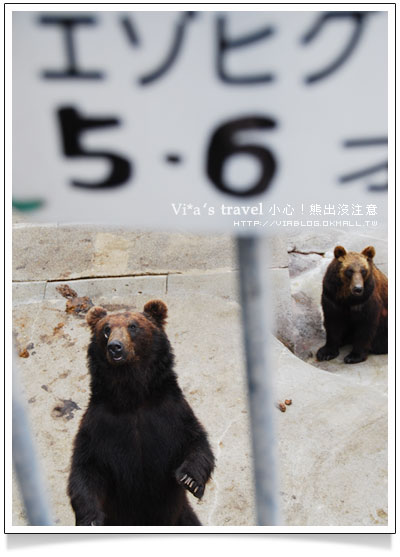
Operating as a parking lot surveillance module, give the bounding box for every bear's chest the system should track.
[91,405,184,481]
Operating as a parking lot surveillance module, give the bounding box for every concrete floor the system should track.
[11,219,388,527]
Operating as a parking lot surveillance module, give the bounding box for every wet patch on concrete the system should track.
[51,399,81,421]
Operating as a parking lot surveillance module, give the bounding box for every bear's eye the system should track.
[361,269,367,277]
[345,269,353,278]
[103,325,111,339]
[129,323,137,332]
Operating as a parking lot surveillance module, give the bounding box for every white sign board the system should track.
[12,10,388,232]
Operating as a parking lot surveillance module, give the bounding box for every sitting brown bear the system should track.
[316,246,388,364]
[68,300,215,526]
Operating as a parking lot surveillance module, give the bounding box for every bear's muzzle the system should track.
[108,340,125,362]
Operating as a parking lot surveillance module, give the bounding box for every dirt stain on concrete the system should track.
[51,399,81,421]
[56,284,94,315]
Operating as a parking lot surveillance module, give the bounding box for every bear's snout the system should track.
[350,272,364,296]
[352,285,364,296]
[108,340,124,361]
[106,334,132,364]
[104,324,135,364]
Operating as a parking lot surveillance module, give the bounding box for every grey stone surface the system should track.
[268,268,293,350]
[286,227,388,259]
[265,234,289,269]
[273,337,387,526]
[167,268,292,349]
[13,221,289,283]
[313,350,388,391]
[167,271,239,302]
[289,254,329,359]
[12,223,236,281]
[13,281,46,305]
[45,276,167,304]
[12,221,388,528]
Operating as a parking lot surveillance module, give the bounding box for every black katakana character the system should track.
[138,12,198,86]
[120,16,140,46]
[301,12,372,84]
[339,136,387,191]
[58,106,131,188]
[216,16,276,85]
[39,15,103,79]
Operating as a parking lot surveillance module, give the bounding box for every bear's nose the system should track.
[352,286,363,295]
[108,340,123,356]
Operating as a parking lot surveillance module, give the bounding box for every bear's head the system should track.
[86,300,168,367]
[333,245,375,298]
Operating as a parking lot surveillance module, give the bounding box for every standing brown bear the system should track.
[68,300,215,526]
[316,246,388,364]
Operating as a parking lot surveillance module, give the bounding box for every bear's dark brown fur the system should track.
[316,246,388,364]
[68,300,215,526]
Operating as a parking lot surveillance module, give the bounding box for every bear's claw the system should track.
[178,473,204,499]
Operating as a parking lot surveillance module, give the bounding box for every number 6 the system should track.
[206,116,277,197]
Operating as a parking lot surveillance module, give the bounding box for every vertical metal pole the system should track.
[13,360,53,526]
[237,236,279,526]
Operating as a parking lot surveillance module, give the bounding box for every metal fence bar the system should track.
[12,361,53,526]
[237,235,279,526]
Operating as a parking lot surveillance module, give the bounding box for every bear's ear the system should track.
[143,300,168,327]
[334,246,347,259]
[362,246,375,260]
[86,306,108,328]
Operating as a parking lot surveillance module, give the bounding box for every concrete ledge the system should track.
[13,223,289,282]
[167,271,239,302]
[13,281,46,305]
[45,276,167,306]
[13,225,236,281]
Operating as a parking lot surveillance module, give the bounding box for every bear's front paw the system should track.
[175,469,205,499]
[344,351,367,364]
[316,345,339,361]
